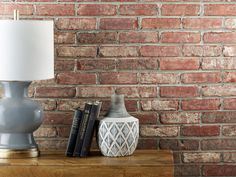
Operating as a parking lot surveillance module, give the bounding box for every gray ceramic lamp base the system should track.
[0,81,43,158]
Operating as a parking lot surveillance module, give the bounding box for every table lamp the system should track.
[0,10,54,158]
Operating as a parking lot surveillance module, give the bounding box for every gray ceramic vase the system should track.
[98,94,139,157]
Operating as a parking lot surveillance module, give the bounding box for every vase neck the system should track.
[1,81,31,98]
[106,94,130,118]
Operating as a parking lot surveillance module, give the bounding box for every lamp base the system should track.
[0,148,39,158]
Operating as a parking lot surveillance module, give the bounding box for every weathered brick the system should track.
[133,112,158,124]
[137,138,157,149]
[223,72,236,83]
[55,60,75,72]
[160,112,200,124]
[77,86,114,98]
[35,87,76,98]
[119,32,158,43]
[223,152,236,162]
[204,32,236,43]
[182,99,220,110]
[57,46,97,58]
[202,112,236,123]
[43,112,73,125]
[54,32,75,44]
[56,18,96,30]
[99,46,139,57]
[175,165,200,176]
[119,4,157,16]
[181,72,221,83]
[35,4,74,16]
[160,139,199,150]
[117,58,159,70]
[161,32,200,43]
[160,86,199,98]
[203,165,236,176]
[182,125,220,136]
[57,72,96,84]
[140,46,181,57]
[224,98,236,110]
[223,45,236,56]
[202,58,236,70]
[77,59,116,70]
[183,152,221,163]
[203,85,236,96]
[34,127,57,138]
[205,4,236,16]
[183,45,222,57]
[142,18,181,29]
[161,4,200,16]
[0,3,33,15]
[141,99,178,111]
[36,139,67,150]
[223,125,236,136]
[140,73,180,84]
[100,18,138,30]
[225,18,236,29]
[183,18,222,29]
[202,139,236,150]
[78,32,117,44]
[78,4,116,16]
[56,126,70,138]
[160,57,200,70]
[99,72,138,84]
[140,125,179,137]
[36,99,57,111]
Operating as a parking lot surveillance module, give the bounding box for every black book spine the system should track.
[65,109,83,157]
[74,103,92,156]
[80,102,102,157]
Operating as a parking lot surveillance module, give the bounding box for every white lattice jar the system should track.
[97,94,139,157]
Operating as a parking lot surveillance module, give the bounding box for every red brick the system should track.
[140,73,180,84]
[78,32,117,44]
[77,59,116,70]
[204,32,236,43]
[140,46,181,57]
[223,152,236,162]
[137,138,157,149]
[117,58,158,70]
[183,18,222,29]
[78,4,116,16]
[181,72,221,83]
[57,126,70,138]
[36,99,57,111]
[34,127,57,138]
[182,99,220,110]
[160,112,200,124]
[57,72,96,84]
[57,46,97,58]
[56,18,96,30]
[43,112,73,125]
[224,98,236,110]
[57,99,90,111]
[119,4,157,16]
[160,57,200,70]
[161,4,200,16]
[77,86,114,98]
[99,72,138,84]
[35,87,76,98]
[102,100,138,112]
[161,32,200,43]
[160,86,199,98]
[175,165,200,176]
[205,4,236,16]
[202,58,236,70]
[223,45,236,56]
[37,139,67,150]
[115,87,139,98]
[140,125,179,137]
[202,139,236,150]
[140,99,178,111]
[0,3,33,15]
[160,139,199,150]
[202,112,236,123]
[35,4,74,16]
[183,152,221,163]
[133,112,158,124]
[138,86,158,98]
[119,32,158,43]
[99,46,139,57]
[54,32,75,44]
[182,125,220,136]
[203,85,236,96]
[223,72,236,82]
[142,18,181,29]
[183,45,222,57]
[225,18,236,29]
[100,18,138,30]
[55,60,75,71]
[203,165,236,176]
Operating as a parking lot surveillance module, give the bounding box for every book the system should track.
[65,109,83,157]
[80,101,102,157]
[74,102,93,156]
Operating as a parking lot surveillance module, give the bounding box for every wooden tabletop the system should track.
[0,150,174,177]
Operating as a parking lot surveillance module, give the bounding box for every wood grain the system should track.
[0,150,174,177]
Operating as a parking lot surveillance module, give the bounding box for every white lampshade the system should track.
[0,20,54,81]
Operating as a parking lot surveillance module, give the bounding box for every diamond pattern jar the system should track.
[97,94,139,157]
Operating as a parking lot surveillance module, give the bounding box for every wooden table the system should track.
[0,150,174,177]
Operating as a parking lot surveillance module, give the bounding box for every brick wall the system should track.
[1,0,236,176]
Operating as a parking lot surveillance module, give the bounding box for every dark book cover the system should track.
[65,109,83,157]
[74,103,92,156]
[80,101,102,157]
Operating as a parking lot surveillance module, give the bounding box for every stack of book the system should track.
[66,101,102,157]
